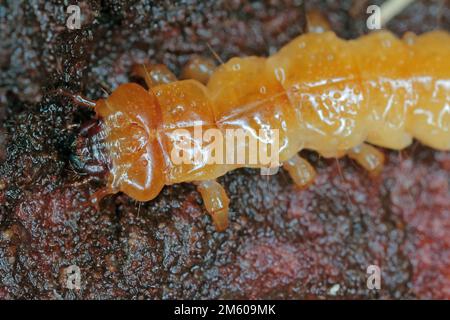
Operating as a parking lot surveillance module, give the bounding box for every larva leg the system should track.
[194,180,230,232]
[180,55,216,84]
[131,63,177,88]
[306,10,332,33]
[283,154,317,188]
[347,143,385,175]
[81,187,114,210]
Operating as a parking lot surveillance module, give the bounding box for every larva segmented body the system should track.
[78,30,450,231]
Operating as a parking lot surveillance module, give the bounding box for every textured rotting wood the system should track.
[0,0,449,299]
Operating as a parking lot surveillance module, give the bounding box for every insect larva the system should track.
[73,29,450,231]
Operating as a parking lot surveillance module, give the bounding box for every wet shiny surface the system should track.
[405,31,450,150]
[153,80,231,183]
[351,31,414,149]
[95,83,165,201]
[207,56,303,163]
[181,56,216,85]
[97,31,450,201]
[131,63,177,88]
[267,32,367,157]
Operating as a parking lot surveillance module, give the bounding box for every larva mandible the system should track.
[72,27,450,231]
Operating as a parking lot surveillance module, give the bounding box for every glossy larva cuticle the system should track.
[81,30,449,230]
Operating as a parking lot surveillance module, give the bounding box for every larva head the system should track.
[71,118,111,177]
[89,83,166,201]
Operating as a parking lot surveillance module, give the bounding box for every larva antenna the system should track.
[334,157,356,211]
[137,201,142,218]
[52,87,97,108]
[99,82,112,96]
[335,157,345,182]
[206,42,224,65]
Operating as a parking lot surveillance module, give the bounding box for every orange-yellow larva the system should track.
[75,30,450,231]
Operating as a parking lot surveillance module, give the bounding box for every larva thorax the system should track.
[79,30,450,230]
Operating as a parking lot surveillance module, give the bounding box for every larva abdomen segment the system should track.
[351,31,414,149]
[264,31,367,157]
[206,30,450,158]
[352,31,450,151]
[405,31,450,150]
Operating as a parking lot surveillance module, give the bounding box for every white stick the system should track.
[380,0,416,26]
